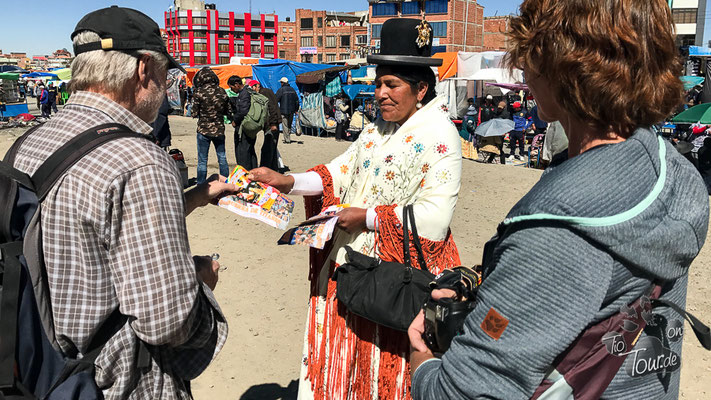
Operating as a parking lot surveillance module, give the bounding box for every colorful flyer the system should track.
[218,166,295,230]
[278,205,349,249]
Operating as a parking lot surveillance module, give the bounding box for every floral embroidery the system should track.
[420,178,426,188]
[356,166,360,175]
[405,135,414,143]
[440,104,449,113]
[421,163,430,173]
[436,169,452,184]
[414,143,425,154]
[385,171,396,181]
[374,167,381,176]
[365,141,375,149]
[363,160,371,169]
[366,126,375,134]
[371,185,380,196]
[384,155,394,164]
[340,164,349,174]
[436,143,449,154]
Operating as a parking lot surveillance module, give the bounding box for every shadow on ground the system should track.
[239,379,298,400]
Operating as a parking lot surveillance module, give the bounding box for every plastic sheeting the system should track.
[432,52,458,80]
[436,80,470,119]
[252,60,334,101]
[456,52,507,80]
[299,92,327,129]
[185,64,253,89]
[343,84,375,100]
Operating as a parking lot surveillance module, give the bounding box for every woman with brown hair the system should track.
[408,0,709,398]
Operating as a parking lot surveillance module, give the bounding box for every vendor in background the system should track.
[478,94,496,125]
[334,93,350,142]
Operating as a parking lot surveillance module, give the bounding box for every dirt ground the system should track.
[1,110,709,399]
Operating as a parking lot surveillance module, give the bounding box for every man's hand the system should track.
[185,174,238,215]
[248,167,295,193]
[270,125,278,132]
[194,255,220,291]
[335,207,367,234]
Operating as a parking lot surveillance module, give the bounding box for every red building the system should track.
[164,7,278,66]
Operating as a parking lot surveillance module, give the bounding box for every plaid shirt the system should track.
[12,91,228,399]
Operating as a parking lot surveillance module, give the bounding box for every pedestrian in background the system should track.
[227,75,252,165]
[47,82,59,115]
[252,80,281,170]
[39,84,49,118]
[275,77,299,144]
[192,67,231,183]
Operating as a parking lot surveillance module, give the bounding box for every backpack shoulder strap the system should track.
[31,123,151,202]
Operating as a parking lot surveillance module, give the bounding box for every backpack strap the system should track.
[31,123,151,202]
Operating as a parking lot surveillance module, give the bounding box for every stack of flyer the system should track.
[278,205,349,249]
[218,166,295,230]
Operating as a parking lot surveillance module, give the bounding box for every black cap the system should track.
[72,6,185,72]
[367,18,443,67]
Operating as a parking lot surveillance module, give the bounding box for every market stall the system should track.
[0,72,29,118]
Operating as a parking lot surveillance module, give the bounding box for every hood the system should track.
[503,128,709,281]
[193,67,219,89]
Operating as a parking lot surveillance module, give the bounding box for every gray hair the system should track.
[70,31,168,93]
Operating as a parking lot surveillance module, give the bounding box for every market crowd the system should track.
[2,1,710,400]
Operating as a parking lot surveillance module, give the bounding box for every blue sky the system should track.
[0,0,522,56]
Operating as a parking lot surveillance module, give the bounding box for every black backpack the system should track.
[0,123,151,399]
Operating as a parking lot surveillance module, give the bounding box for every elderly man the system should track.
[11,6,232,399]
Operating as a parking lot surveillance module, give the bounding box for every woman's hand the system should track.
[335,207,368,234]
[248,167,295,193]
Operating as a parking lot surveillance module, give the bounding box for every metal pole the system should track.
[464,0,469,52]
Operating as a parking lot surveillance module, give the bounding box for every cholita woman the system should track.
[250,19,462,400]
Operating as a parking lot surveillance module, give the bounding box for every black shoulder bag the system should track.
[332,204,435,331]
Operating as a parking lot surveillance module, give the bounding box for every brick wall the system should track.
[277,21,298,60]
[483,16,509,51]
[295,9,368,63]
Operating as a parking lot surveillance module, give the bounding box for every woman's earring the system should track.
[416,102,423,109]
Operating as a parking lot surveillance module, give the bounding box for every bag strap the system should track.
[0,241,25,391]
[651,298,711,350]
[402,205,428,271]
[31,123,151,202]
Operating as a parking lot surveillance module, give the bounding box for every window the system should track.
[301,18,313,29]
[372,3,397,17]
[181,42,190,51]
[301,36,313,46]
[264,45,274,53]
[289,37,293,42]
[673,8,698,24]
[219,56,230,64]
[430,22,447,37]
[234,32,244,39]
[193,42,207,51]
[252,19,261,27]
[193,16,207,25]
[194,56,207,64]
[340,53,349,60]
[317,17,323,28]
[237,43,245,52]
[218,18,229,26]
[251,44,261,53]
[217,32,230,39]
[301,54,313,63]
[249,32,261,39]
[326,36,337,48]
[289,28,293,33]
[264,33,274,40]
[265,20,275,28]
[283,27,287,32]
[371,24,383,39]
[178,17,188,24]
[318,36,323,47]
[279,50,286,58]
[356,35,367,45]
[327,53,336,62]
[425,0,448,14]
[318,54,323,63]
[218,43,230,51]
[340,35,350,47]
[194,30,207,38]
[402,1,421,15]
[180,56,190,63]
[234,18,244,26]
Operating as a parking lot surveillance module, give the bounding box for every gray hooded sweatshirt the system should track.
[412,128,709,399]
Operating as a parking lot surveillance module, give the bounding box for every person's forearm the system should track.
[184,187,205,216]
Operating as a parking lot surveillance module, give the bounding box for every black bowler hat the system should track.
[367,18,443,67]
[71,6,185,72]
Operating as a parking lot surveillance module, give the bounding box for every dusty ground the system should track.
[1,109,709,399]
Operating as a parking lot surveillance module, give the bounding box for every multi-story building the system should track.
[670,0,707,47]
[164,0,278,67]
[278,19,298,60]
[482,16,509,51]
[294,9,369,63]
[368,0,484,54]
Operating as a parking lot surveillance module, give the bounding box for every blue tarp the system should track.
[252,60,333,100]
[689,46,711,57]
[343,85,375,100]
[351,67,370,79]
[681,76,705,90]
[22,72,58,79]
